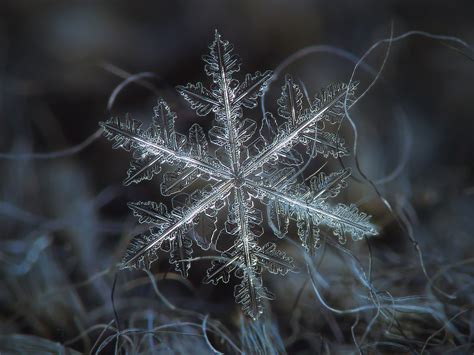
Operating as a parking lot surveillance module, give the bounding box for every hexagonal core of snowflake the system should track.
[100,30,378,320]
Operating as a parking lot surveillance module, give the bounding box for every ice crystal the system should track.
[100,31,378,320]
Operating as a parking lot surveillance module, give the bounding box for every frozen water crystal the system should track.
[100,31,378,320]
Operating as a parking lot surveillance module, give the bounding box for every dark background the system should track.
[1,1,473,353]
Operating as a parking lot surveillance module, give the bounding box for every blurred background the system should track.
[0,1,473,353]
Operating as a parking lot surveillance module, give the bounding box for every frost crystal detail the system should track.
[100,31,378,320]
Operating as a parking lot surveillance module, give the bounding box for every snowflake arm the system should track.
[99,99,231,183]
[247,179,377,246]
[203,187,295,320]
[241,76,356,177]
[233,187,269,319]
[121,180,232,270]
[177,31,272,173]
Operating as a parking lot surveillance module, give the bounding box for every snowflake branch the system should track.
[235,188,258,309]
[241,85,351,177]
[100,118,231,180]
[233,70,273,106]
[247,180,377,238]
[176,84,220,108]
[217,44,241,173]
[121,180,233,269]
[232,187,269,319]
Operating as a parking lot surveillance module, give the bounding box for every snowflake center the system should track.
[232,172,245,188]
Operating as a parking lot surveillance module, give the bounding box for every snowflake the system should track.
[100,31,378,320]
